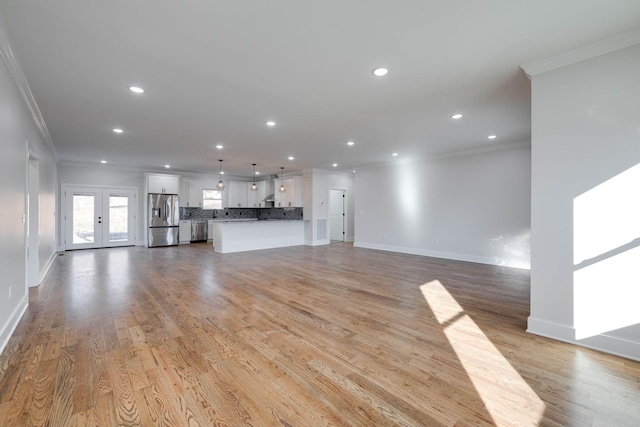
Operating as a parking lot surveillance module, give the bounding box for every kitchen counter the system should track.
[210,219,304,253]
[209,218,303,222]
[209,218,257,222]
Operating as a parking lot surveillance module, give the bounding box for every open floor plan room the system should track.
[0,243,638,426]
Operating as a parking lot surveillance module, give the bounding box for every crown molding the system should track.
[0,16,58,160]
[356,140,531,173]
[521,27,640,78]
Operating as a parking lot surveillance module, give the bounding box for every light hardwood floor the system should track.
[0,243,639,426]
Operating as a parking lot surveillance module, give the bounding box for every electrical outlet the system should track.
[8,286,12,300]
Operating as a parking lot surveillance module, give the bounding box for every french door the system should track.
[64,186,136,250]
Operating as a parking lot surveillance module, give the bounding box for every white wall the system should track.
[0,26,57,353]
[527,42,640,360]
[303,169,355,245]
[354,145,531,269]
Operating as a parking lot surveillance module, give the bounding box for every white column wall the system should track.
[528,43,640,360]
[0,28,57,353]
[354,146,531,269]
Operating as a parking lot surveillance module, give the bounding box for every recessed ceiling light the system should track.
[216,144,224,149]
[451,114,463,119]
[353,170,356,173]
[255,171,260,175]
[392,152,399,157]
[266,121,276,127]
[288,156,294,160]
[332,163,338,167]
[347,141,355,146]
[373,67,389,77]
[113,128,123,133]
[164,164,170,168]
[129,86,144,94]
[100,160,107,164]
[488,135,497,140]
[220,171,225,175]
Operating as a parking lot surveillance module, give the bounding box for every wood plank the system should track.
[0,243,638,426]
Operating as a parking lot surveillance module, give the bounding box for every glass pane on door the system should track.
[108,195,129,242]
[72,194,95,244]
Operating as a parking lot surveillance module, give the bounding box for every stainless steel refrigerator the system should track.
[148,193,179,247]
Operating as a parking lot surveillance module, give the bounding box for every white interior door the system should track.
[329,189,345,241]
[64,186,136,250]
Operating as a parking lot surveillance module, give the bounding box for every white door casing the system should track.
[329,189,345,242]
[63,185,137,250]
[27,153,39,287]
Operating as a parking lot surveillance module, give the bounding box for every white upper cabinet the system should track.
[274,176,302,207]
[227,181,248,208]
[179,179,202,207]
[146,174,180,194]
[247,182,267,207]
[226,180,271,207]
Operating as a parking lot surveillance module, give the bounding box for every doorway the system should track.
[63,185,137,250]
[329,189,346,242]
[27,152,39,287]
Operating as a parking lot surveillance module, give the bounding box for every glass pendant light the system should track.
[250,163,258,191]
[216,159,225,190]
[279,166,286,192]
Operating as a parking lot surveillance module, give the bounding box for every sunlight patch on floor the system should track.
[420,280,545,426]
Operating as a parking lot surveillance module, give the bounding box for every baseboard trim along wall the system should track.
[0,293,28,357]
[37,251,57,286]
[353,241,530,270]
[527,317,640,362]
[305,239,330,246]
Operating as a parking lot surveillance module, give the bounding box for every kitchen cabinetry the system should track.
[147,174,180,194]
[274,176,302,207]
[227,182,248,208]
[247,182,267,207]
[179,179,202,207]
[178,220,191,244]
[226,180,271,207]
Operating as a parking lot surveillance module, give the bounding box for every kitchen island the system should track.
[210,219,304,253]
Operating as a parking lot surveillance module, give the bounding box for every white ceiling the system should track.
[1,1,639,178]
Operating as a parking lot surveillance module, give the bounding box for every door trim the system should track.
[27,150,39,287]
[329,188,348,242]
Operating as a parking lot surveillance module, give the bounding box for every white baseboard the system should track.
[305,239,330,246]
[527,317,640,362]
[0,293,28,357]
[36,251,57,286]
[353,241,530,269]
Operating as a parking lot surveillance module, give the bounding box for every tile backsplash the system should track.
[179,207,303,220]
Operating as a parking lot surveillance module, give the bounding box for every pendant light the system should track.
[250,163,258,191]
[216,159,225,190]
[279,166,286,192]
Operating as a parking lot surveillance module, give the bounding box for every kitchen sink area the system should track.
[178,206,304,248]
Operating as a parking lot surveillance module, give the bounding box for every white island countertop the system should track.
[210,220,304,253]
